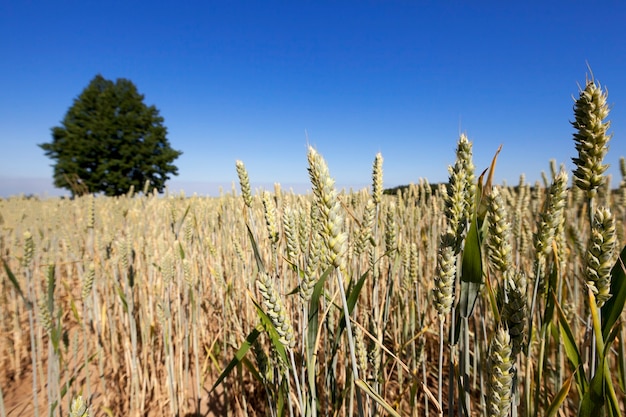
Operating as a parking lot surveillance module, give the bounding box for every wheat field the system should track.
[1,76,626,417]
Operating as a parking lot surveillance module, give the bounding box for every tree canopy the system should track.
[40,74,182,196]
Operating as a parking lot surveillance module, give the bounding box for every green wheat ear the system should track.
[69,395,89,417]
[372,152,383,205]
[307,146,347,270]
[282,206,299,263]
[23,231,34,267]
[503,271,528,357]
[571,76,612,198]
[444,133,476,254]
[487,327,514,417]
[486,187,513,275]
[257,271,296,348]
[81,262,95,300]
[534,170,568,259]
[586,206,617,306]
[236,160,253,208]
[262,191,279,244]
[433,233,456,317]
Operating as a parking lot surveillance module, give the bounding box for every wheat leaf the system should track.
[2,258,30,308]
[209,325,262,393]
[546,371,575,417]
[554,293,587,394]
[601,244,626,340]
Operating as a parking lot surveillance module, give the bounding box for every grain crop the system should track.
[1,72,626,417]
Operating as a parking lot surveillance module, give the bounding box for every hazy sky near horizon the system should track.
[1,1,625,197]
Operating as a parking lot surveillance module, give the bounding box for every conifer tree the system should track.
[40,74,182,196]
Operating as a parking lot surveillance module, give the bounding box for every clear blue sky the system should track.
[1,1,625,197]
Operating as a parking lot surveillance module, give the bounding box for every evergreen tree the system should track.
[40,74,182,196]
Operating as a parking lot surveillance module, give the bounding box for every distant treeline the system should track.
[384,182,621,196]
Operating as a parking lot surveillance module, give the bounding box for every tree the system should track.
[40,74,182,196]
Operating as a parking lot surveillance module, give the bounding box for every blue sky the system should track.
[1,1,625,197]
